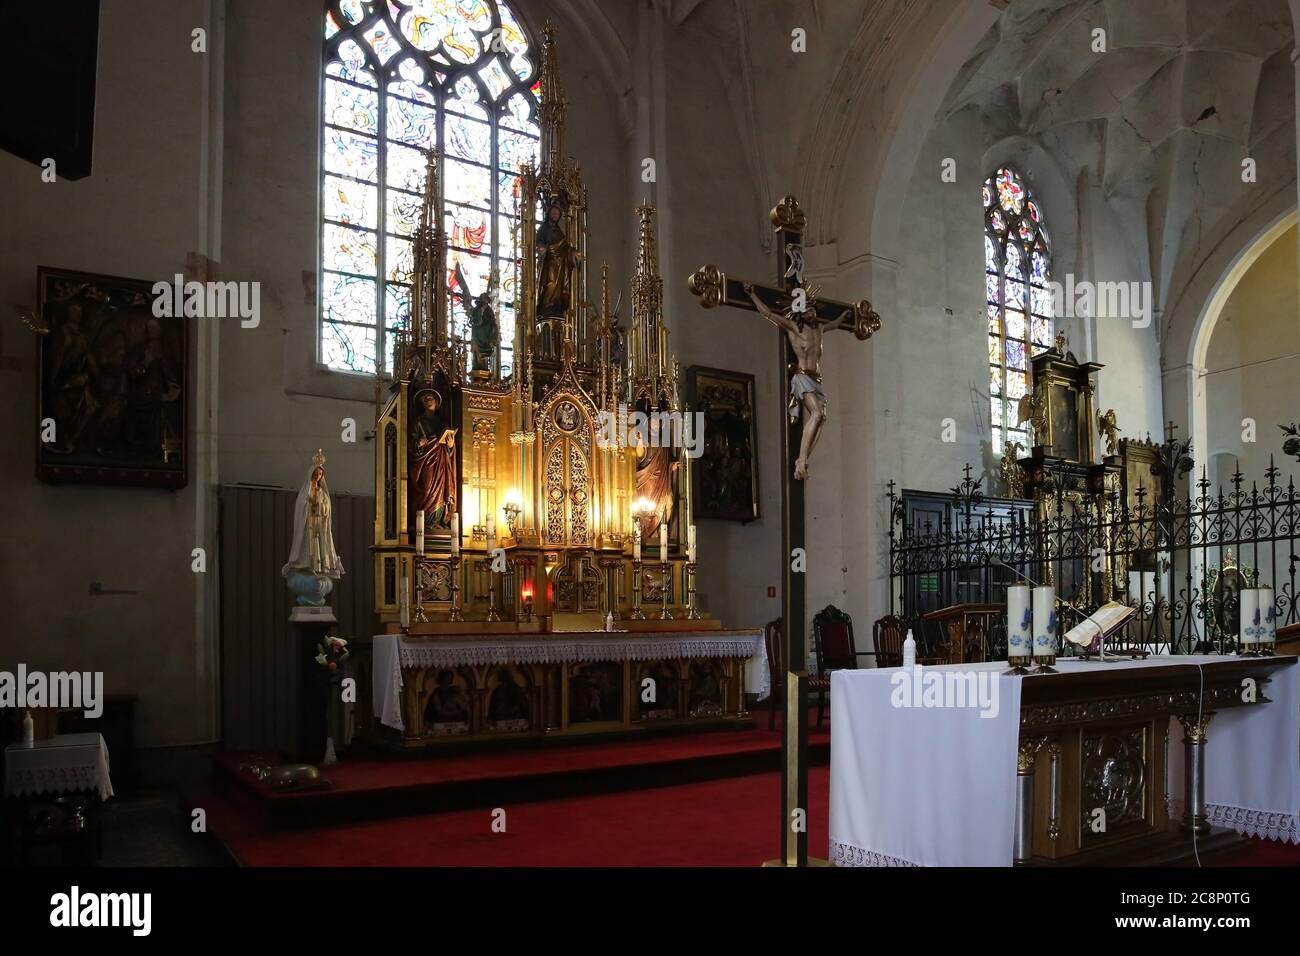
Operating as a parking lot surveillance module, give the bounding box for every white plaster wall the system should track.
[0,0,214,748]
[1204,224,1300,484]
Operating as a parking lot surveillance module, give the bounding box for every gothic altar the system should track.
[361,27,758,748]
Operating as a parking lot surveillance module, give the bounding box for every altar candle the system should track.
[1239,588,1261,646]
[687,525,697,564]
[451,513,460,555]
[1032,585,1056,658]
[1007,585,1031,658]
[487,518,497,553]
[415,510,425,556]
[1261,586,1276,645]
[659,518,668,558]
[633,524,642,561]
[399,578,410,628]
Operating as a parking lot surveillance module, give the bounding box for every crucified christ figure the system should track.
[743,282,852,480]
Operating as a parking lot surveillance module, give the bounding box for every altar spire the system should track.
[538,21,567,180]
[629,203,672,406]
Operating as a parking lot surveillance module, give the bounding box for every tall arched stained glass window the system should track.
[984,166,1052,453]
[321,0,540,375]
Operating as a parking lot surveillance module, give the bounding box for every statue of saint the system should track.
[468,291,497,375]
[283,450,344,605]
[409,386,457,528]
[633,411,678,535]
[743,282,851,480]
[535,198,576,320]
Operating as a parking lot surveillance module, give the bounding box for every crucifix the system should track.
[687,194,881,866]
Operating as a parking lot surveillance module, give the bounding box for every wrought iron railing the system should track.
[888,459,1300,656]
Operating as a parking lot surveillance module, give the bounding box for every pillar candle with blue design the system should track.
[1007,585,1032,657]
[1032,585,1056,659]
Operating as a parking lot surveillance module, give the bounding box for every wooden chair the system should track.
[811,605,871,726]
[869,615,907,668]
[763,617,784,731]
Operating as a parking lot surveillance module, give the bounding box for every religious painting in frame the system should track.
[686,365,759,522]
[35,266,188,488]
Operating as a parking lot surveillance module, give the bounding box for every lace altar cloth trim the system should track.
[1168,799,1299,844]
[395,635,763,670]
[830,841,922,868]
[4,738,114,801]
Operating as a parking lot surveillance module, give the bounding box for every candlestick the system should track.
[687,524,697,564]
[399,578,410,629]
[631,560,646,619]
[685,561,702,619]
[1004,585,1032,673]
[658,519,667,558]
[485,555,501,622]
[1031,585,1057,673]
[448,555,464,622]
[487,518,497,553]
[658,561,673,620]
[451,513,460,555]
[415,510,425,556]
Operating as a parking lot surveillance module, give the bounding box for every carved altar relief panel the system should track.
[541,395,593,546]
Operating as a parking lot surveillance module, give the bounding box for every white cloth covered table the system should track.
[372,629,768,732]
[829,655,1300,867]
[4,732,114,801]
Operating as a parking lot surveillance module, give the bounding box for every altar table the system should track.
[829,655,1299,866]
[371,629,767,746]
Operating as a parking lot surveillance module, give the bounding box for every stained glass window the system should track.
[321,0,540,375]
[984,166,1052,455]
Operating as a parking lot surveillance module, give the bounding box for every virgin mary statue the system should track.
[282,449,344,605]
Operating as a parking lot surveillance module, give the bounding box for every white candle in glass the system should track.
[659,519,668,559]
[450,512,460,556]
[1007,585,1031,658]
[415,510,425,556]
[1239,588,1260,646]
[1032,585,1056,658]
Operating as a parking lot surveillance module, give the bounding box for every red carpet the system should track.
[205,765,829,866]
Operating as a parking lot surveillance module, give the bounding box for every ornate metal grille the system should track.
[888,460,1299,655]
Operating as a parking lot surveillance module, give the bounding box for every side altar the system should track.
[361,28,759,747]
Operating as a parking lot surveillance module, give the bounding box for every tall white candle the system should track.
[633,524,642,561]
[487,518,497,552]
[659,518,668,558]
[399,578,410,628]
[1007,585,1031,658]
[451,512,460,555]
[1239,588,1261,646]
[687,524,697,563]
[415,510,425,556]
[1032,585,1056,658]
[1260,586,1276,646]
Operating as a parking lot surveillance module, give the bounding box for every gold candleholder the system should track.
[1003,654,1032,676]
[630,560,646,619]
[658,561,673,620]
[447,555,464,622]
[413,580,429,624]
[484,557,501,622]
[685,561,702,619]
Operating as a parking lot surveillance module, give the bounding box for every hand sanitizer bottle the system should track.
[605,611,614,632]
[902,630,917,669]
[21,710,35,747]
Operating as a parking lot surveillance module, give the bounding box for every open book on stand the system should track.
[1063,601,1146,660]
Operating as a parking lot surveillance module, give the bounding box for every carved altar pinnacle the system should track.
[629,203,671,404]
[538,22,567,179]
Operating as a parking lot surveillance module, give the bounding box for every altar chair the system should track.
[869,615,907,668]
[812,605,869,726]
[763,617,784,731]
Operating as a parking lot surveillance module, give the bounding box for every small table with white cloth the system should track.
[4,732,114,863]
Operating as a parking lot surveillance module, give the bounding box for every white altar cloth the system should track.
[4,733,114,801]
[829,655,1300,867]
[372,629,768,732]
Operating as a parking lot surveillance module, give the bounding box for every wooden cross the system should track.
[687,195,881,867]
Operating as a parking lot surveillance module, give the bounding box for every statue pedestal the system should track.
[290,611,336,762]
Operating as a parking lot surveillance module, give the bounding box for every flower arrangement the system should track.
[315,636,350,673]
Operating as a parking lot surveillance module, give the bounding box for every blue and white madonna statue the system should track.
[282,449,344,607]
